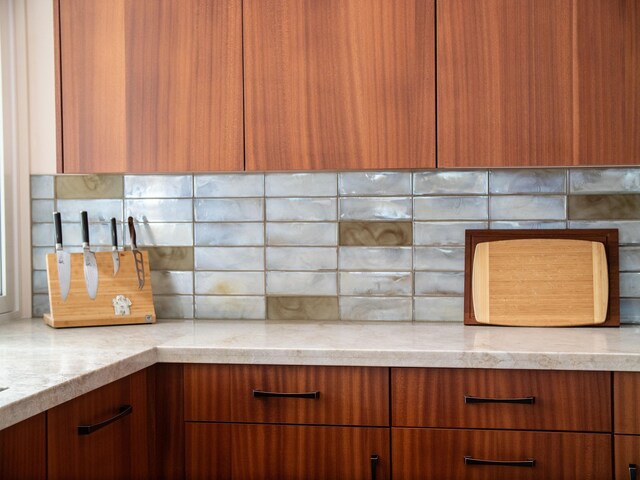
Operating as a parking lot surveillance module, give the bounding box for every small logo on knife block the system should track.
[112,295,132,316]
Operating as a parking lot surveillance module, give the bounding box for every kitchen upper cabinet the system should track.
[437,0,640,168]
[57,0,243,173]
[243,0,435,171]
[0,413,46,480]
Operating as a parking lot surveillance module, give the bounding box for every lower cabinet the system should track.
[0,413,46,480]
[186,423,390,480]
[393,428,612,480]
[615,435,640,480]
[47,368,153,480]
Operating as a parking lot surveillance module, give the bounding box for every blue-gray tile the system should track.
[569,168,640,193]
[414,222,488,246]
[195,174,264,198]
[414,297,464,322]
[266,198,337,221]
[32,294,50,317]
[153,295,194,319]
[124,223,193,247]
[266,247,337,270]
[340,297,412,321]
[195,198,263,222]
[568,221,640,245]
[414,196,488,221]
[195,295,265,319]
[339,247,412,271]
[339,172,411,196]
[32,270,49,294]
[621,273,640,297]
[415,271,464,296]
[620,247,640,272]
[339,272,412,296]
[195,223,264,246]
[490,221,567,230]
[414,247,465,271]
[31,224,55,247]
[414,171,488,195]
[150,271,193,295]
[489,169,566,194]
[339,197,411,220]
[621,299,640,324]
[489,196,566,220]
[63,222,122,246]
[32,200,55,223]
[266,271,336,295]
[32,247,54,270]
[195,247,264,271]
[195,271,264,295]
[266,223,338,246]
[124,175,192,198]
[31,175,54,199]
[56,199,123,223]
[266,173,337,197]
[126,199,193,222]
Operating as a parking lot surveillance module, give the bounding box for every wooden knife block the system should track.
[44,251,156,328]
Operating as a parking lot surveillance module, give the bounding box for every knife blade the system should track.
[53,212,71,301]
[110,217,120,275]
[81,211,99,299]
[128,216,145,290]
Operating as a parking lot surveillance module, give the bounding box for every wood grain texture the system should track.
[392,428,612,480]
[44,251,155,328]
[472,239,608,326]
[244,0,435,171]
[464,229,620,327]
[614,372,640,434]
[154,364,185,480]
[438,0,640,167]
[186,423,390,480]
[53,0,63,173]
[48,369,152,480]
[184,364,389,426]
[392,368,612,432]
[59,0,127,173]
[0,413,46,480]
[614,435,640,480]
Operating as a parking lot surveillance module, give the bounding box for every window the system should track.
[0,0,17,317]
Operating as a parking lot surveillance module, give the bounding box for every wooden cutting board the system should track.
[472,239,609,326]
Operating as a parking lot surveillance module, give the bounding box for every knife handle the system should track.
[127,216,137,249]
[81,211,90,245]
[53,212,63,246]
[110,218,118,249]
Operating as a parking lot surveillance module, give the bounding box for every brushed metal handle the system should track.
[464,456,535,467]
[630,464,637,480]
[464,395,535,405]
[77,404,132,435]
[370,454,379,480]
[252,390,320,399]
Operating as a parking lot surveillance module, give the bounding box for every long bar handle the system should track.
[630,464,637,480]
[77,405,132,436]
[464,456,535,467]
[252,390,320,399]
[370,454,379,480]
[464,395,535,405]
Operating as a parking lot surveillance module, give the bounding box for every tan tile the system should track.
[569,194,640,220]
[339,221,412,246]
[146,247,194,271]
[55,175,123,199]
[267,296,338,320]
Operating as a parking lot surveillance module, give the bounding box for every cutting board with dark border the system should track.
[464,229,619,327]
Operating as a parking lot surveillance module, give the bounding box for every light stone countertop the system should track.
[2,318,640,431]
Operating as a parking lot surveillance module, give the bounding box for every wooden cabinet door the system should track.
[615,372,640,434]
[243,0,435,171]
[615,435,640,480]
[186,423,390,480]
[47,368,152,480]
[438,0,640,167]
[0,413,46,480]
[57,0,243,173]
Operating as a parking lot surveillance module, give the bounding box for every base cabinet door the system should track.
[186,423,390,480]
[0,413,46,480]
[392,428,611,480]
[616,435,640,480]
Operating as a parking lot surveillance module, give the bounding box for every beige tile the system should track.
[267,296,339,320]
[146,247,194,271]
[55,175,123,199]
[569,194,640,220]
[339,221,412,246]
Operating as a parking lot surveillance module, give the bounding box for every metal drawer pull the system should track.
[252,390,320,399]
[464,395,535,405]
[630,464,637,480]
[77,404,132,436]
[370,454,379,480]
[464,456,535,467]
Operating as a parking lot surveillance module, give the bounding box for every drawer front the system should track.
[186,423,390,480]
[615,435,640,480]
[185,364,389,426]
[392,368,611,431]
[615,372,640,433]
[392,428,611,480]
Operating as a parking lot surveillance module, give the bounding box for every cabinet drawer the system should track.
[615,372,640,433]
[392,428,611,480]
[186,423,390,480]
[615,435,640,480]
[185,364,389,426]
[392,368,611,431]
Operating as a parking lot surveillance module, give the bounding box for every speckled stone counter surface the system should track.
[2,318,640,431]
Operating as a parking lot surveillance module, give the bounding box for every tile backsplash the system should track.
[31,168,640,323]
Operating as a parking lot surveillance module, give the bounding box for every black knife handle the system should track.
[81,211,90,245]
[53,212,63,246]
[127,216,137,249]
[110,218,118,249]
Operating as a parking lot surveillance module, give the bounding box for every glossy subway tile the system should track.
[266,173,337,197]
[32,270,49,294]
[55,175,123,199]
[414,297,464,322]
[489,169,566,194]
[124,175,192,198]
[32,247,54,271]
[150,271,193,295]
[195,223,264,246]
[413,221,488,246]
[568,221,640,246]
[146,247,194,271]
[414,171,488,195]
[267,296,339,320]
[195,295,265,320]
[266,271,337,295]
[266,247,337,271]
[620,247,640,272]
[339,272,412,296]
[414,247,465,271]
[195,271,264,295]
[195,198,264,222]
[569,168,640,194]
[266,222,338,246]
[489,195,566,220]
[32,294,50,317]
[56,199,123,223]
[415,271,464,296]
[153,295,194,319]
[339,221,412,246]
[195,247,264,271]
[414,196,488,221]
[340,297,412,321]
[266,198,337,222]
[124,222,193,247]
[195,174,264,198]
[126,199,193,223]
[339,197,412,220]
[621,299,640,324]
[620,273,640,298]
[31,200,55,223]
[490,221,567,230]
[339,172,411,196]
[31,175,54,199]
[339,247,412,271]
[568,194,640,220]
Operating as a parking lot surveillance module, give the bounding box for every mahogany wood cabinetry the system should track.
[614,372,640,480]
[438,0,640,168]
[0,413,46,480]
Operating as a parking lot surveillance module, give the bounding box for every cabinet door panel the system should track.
[186,423,390,480]
[615,435,640,480]
[393,428,612,480]
[615,372,640,434]
[244,0,435,170]
[0,413,46,480]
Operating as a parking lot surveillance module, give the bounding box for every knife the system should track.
[81,211,99,299]
[53,212,71,301]
[128,216,145,290]
[110,217,120,275]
